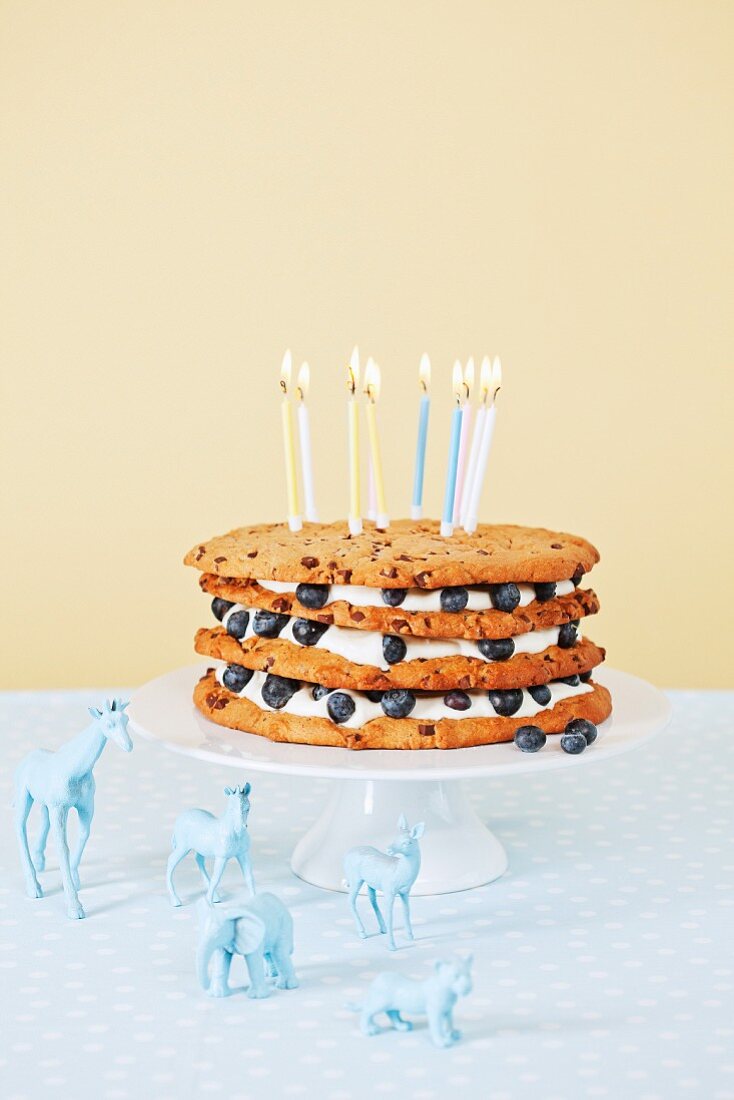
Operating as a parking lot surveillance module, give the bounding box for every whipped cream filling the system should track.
[256,578,575,612]
[220,604,578,670]
[214,664,593,730]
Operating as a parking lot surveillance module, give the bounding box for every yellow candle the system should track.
[347,346,362,535]
[364,358,389,529]
[279,350,302,531]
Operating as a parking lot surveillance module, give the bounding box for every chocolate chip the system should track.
[301,556,319,568]
[214,556,227,563]
[351,611,365,622]
[380,567,398,579]
[273,598,289,611]
[551,543,563,550]
[247,550,258,558]
[195,546,205,561]
[213,697,228,710]
[418,724,436,737]
[415,571,432,587]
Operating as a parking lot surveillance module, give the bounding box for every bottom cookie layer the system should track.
[193,670,613,750]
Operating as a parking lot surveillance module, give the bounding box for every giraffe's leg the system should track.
[50,805,84,919]
[33,804,50,873]
[70,797,94,891]
[15,788,42,899]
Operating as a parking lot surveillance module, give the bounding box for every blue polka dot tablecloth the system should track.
[1,688,732,1100]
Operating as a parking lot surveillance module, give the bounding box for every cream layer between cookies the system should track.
[220,604,578,669]
[256,578,576,611]
[214,665,594,730]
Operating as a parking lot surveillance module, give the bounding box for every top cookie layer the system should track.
[185,519,599,587]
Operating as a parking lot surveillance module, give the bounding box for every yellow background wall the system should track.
[2,1,732,690]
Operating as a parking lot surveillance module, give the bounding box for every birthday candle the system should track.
[440,361,465,538]
[296,361,318,522]
[463,357,502,534]
[367,455,377,522]
[279,350,302,532]
[459,356,491,527]
[452,358,474,524]
[411,353,431,520]
[346,347,362,535]
[364,359,389,530]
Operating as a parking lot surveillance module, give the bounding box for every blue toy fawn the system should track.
[14,698,133,919]
[167,784,255,906]
[344,814,425,951]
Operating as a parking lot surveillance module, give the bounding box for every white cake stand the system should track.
[128,665,670,896]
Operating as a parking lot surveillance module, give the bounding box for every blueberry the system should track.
[365,690,384,703]
[295,583,330,609]
[571,566,584,587]
[558,674,580,686]
[514,725,547,753]
[381,690,416,719]
[489,583,521,612]
[560,731,587,754]
[252,610,290,638]
[558,621,579,648]
[291,618,329,646]
[381,588,407,607]
[327,692,356,724]
[261,674,300,709]
[211,597,235,622]
[528,684,552,707]
[311,684,333,701]
[444,690,472,712]
[534,582,557,603]
[382,635,407,664]
[226,609,250,640]
[222,664,253,692]
[579,669,593,683]
[566,717,597,745]
[487,688,524,717]
[440,586,468,612]
[477,637,515,661]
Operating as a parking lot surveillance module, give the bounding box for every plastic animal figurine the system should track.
[13,698,133,920]
[352,955,474,1047]
[196,891,298,999]
[167,784,254,907]
[344,814,425,951]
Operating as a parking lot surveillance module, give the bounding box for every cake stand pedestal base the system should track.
[290,777,507,895]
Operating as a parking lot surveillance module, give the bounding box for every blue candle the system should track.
[411,354,431,519]
[440,361,465,537]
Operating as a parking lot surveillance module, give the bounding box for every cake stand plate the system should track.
[128,666,670,895]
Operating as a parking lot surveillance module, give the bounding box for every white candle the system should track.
[459,356,491,527]
[280,350,302,532]
[296,361,318,522]
[463,357,501,534]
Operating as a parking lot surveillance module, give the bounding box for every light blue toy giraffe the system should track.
[13,698,133,919]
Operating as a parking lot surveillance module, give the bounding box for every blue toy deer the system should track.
[14,698,133,919]
[344,814,425,951]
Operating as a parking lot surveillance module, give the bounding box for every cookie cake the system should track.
[185,519,611,750]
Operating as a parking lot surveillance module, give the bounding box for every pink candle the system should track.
[452,359,474,524]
